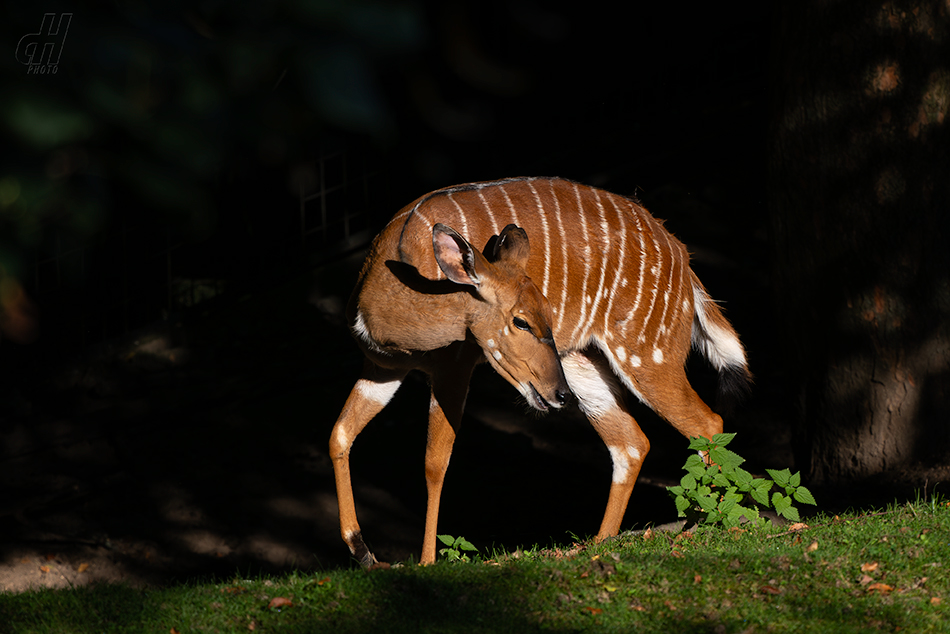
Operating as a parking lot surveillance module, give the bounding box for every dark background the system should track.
[0,1,787,587]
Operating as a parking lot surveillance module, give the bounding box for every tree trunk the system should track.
[769,1,950,485]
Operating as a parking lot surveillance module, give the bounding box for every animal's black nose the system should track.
[555,389,570,406]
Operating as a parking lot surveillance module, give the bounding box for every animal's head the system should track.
[432,222,570,411]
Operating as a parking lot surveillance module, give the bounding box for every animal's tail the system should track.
[689,271,753,414]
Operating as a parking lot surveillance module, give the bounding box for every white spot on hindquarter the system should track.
[608,446,629,484]
[627,445,641,462]
[631,355,641,368]
[492,350,502,361]
[487,339,496,348]
[615,346,627,363]
[504,326,510,336]
[652,347,664,364]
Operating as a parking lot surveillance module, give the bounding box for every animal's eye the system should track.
[513,316,531,332]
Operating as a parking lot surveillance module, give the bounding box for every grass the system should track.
[2,497,948,633]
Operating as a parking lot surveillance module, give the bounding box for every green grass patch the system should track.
[3,498,948,633]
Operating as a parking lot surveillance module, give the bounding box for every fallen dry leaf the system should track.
[931,597,942,606]
[643,528,654,540]
[583,606,603,615]
[694,574,702,584]
[861,562,880,573]
[316,576,331,586]
[248,620,256,631]
[267,597,293,609]
[806,541,819,553]
[664,599,677,611]
[759,585,782,595]
[39,566,50,574]
[45,554,56,562]
[787,522,808,532]
[78,563,90,573]
[860,575,875,585]
[171,629,181,634]
[866,583,893,594]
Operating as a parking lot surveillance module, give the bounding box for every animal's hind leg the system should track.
[330,361,406,567]
[637,364,723,443]
[561,351,651,541]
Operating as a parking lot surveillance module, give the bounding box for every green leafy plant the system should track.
[667,432,816,529]
[437,534,478,562]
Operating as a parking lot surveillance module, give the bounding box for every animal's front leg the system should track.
[419,345,479,565]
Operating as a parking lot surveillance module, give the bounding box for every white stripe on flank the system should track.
[568,182,593,345]
[477,189,499,236]
[526,180,552,297]
[601,194,627,335]
[498,182,520,228]
[636,232,663,346]
[651,229,678,349]
[550,180,570,326]
[579,189,612,341]
[413,208,443,279]
[446,192,468,239]
[623,203,648,337]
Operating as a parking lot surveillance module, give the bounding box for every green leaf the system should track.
[667,485,685,497]
[458,539,478,552]
[736,504,760,523]
[680,473,698,491]
[674,495,691,515]
[733,467,754,489]
[789,471,801,488]
[711,432,737,446]
[749,481,773,507]
[697,493,718,512]
[686,459,707,479]
[712,472,731,488]
[718,496,738,515]
[793,486,817,506]
[766,468,792,488]
[688,436,712,452]
[778,504,801,522]
[684,453,706,469]
[772,492,788,512]
[438,534,455,547]
[709,447,744,471]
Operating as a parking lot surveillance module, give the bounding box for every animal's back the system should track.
[392,176,694,363]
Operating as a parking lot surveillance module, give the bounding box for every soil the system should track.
[2,251,945,594]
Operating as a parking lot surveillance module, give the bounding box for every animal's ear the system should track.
[493,224,530,270]
[432,223,489,287]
